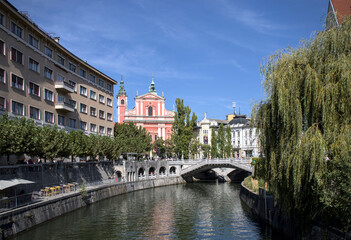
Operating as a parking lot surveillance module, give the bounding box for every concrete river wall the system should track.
[0,162,185,239]
[239,183,350,239]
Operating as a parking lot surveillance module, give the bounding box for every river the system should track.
[12,182,285,239]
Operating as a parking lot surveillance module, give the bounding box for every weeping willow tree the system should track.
[253,17,351,232]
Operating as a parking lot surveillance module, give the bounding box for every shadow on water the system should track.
[11,182,287,240]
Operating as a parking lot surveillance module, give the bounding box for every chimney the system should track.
[54,37,60,43]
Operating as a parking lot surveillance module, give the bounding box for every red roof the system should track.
[331,0,351,24]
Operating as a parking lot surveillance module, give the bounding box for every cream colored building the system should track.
[0,1,116,136]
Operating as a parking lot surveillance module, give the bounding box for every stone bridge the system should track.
[114,158,253,183]
[178,158,253,183]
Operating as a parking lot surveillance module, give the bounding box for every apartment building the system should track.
[0,1,117,136]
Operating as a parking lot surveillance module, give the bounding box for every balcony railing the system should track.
[55,101,74,112]
[54,81,75,93]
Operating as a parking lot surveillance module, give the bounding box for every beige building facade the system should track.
[0,1,116,136]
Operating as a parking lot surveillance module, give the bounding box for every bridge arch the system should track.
[149,167,156,176]
[138,167,145,177]
[159,166,166,175]
[180,159,253,183]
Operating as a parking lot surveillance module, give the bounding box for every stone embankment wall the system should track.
[0,176,185,239]
[0,162,115,193]
[240,183,350,240]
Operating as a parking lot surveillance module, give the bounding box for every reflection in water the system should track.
[12,182,285,240]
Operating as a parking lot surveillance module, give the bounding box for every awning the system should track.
[0,179,35,190]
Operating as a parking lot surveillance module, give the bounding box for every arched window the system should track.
[121,99,124,105]
[148,106,153,116]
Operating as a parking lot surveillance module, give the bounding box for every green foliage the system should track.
[253,18,351,232]
[189,136,200,159]
[152,138,166,158]
[217,124,225,158]
[225,125,232,158]
[172,98,197,159]
[114,122,152,157]
[164,138,175,158]
[201,144,210,159]
[0,114,119,162]
[210,129,218,159]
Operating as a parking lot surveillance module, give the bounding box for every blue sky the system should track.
[10,0,328,120]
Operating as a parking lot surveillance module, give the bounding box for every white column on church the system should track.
[162,102,165,116]
[158,102,160,116]
[136,100,139,115]
[162,128,165,139]
[140,101,143,115]
[158,127,161,138]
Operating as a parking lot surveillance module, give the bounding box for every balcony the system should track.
[55,81,75,93]
[55,101,74,112]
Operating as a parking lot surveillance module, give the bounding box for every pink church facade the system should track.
[116,77,174,142]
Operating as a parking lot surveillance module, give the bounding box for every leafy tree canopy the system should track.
[253,17,351,232]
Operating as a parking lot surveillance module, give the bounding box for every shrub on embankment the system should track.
[252,17,351,234]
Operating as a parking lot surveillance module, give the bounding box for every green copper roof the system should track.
[117,75,127,96]
[149,77,157,94]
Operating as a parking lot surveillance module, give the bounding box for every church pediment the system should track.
[136,93,164,100]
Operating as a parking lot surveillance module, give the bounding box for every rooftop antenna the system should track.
[232,102,236,116]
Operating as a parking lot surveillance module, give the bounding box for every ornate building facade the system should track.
[116,77,174,142]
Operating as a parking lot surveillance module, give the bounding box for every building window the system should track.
[0,97,5,111]
[29,106,40,120]
[12,101,24,115]
[121,99,125,105]
[11,22,23,38]
[79,69,86,78]
[90,90,96,100]
[80,86,87,96]
[90,107,96,117]
[0,13,3,25]
[99,110,105,119]
[29,82,40,96]
[58,115,65,126]
[89,74,95,83]
[69,99,76,109]
[107,98,112,107]
[99,94,105,104]
[57,74,64,82]
[58,55,65,66]
[11,47,23,64]
[69,80,77,92]
[69,118,76,128]
[90,123,97,133]
[44,67,53,80]
[57,95,65,103]
[29,58,40,73]
[99,126,105,134]
[98,79,104,87]
[107,113,112,121]
[44,89,54,102]
[44,46,52,58]
[0,40,5,55]
[148,106,153,116]
[80,121,87,131]
[106,83,112,91]
[0,68,5,83]
[107,128,112,136]
[11,74,24,90]
[29,35,39,49]
[155,135,157,141]
[45,111,54,123]
[80,103,87,113]
[68,62,76,72]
